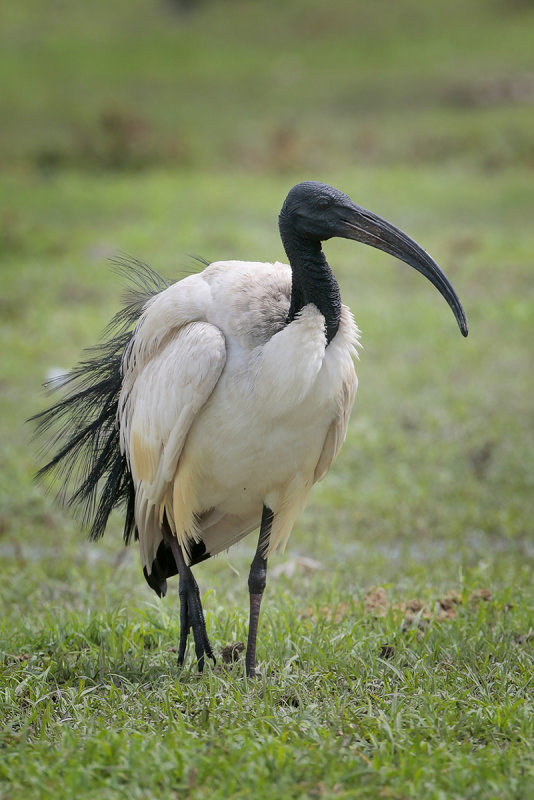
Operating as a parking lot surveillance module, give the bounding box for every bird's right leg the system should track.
[245,505,273,678]
[165,533,215,672]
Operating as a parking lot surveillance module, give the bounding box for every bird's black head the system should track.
[279,181,356,242]
[279,180,468,337]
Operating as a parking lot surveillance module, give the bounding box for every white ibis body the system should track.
[34,181,468,676]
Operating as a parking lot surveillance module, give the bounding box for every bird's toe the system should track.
[178,584,216,672]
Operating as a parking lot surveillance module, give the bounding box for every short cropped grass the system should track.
[1,0,534,798]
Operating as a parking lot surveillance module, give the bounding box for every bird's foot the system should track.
[246,663,260,679]
[177,576,216,672]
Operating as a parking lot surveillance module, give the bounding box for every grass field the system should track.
[1,1,534,798]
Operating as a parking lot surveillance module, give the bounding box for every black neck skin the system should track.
[279,223,341,345]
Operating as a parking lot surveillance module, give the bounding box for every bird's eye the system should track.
[316,196,331,210]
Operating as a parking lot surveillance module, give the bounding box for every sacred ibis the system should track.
[34,181,468,677]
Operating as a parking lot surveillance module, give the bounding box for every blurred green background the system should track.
[1,1,534,794]
[2,0,532,581]
[2,0,534,172]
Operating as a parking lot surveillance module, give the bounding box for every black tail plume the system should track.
[31,257,170,544]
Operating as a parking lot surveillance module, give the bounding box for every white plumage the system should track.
[118,259,360,576]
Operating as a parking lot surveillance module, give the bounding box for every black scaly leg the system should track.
[165,532,215,672]
[246,505,273,678]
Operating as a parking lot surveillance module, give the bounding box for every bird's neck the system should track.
[280,228,341,344]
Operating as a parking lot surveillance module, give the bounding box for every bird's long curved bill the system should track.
[341,206,468,336]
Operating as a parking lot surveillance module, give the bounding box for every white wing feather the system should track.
[314,369,357,482]
[314,305,360,482]
[119,320,226,571]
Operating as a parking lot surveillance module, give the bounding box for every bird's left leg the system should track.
[245,505,273,678]
[165,533,215,672]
